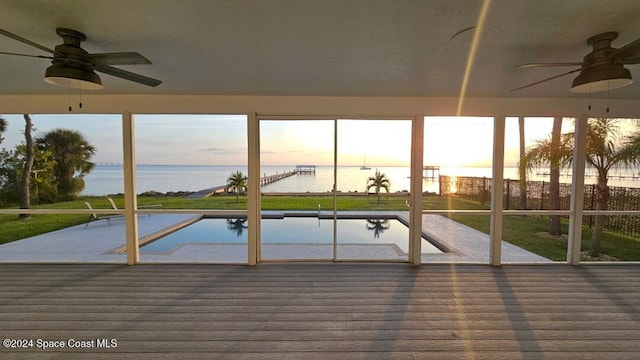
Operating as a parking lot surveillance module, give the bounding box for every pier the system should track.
[188,166,314,198]
[296,165,316,174]
[260,170,297,186]
[423,165,440,179]
[186,185,229,198]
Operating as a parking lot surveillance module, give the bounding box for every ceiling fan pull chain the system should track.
[606,83,610,113]
[68,80,72,112]
[79,83,83,109]
[588,84,592,111]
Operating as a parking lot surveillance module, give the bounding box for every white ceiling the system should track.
[1,0,639,99]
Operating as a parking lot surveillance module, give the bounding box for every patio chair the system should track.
[107,197,161,217]
[84,202,124,229]
[107,197,120,211]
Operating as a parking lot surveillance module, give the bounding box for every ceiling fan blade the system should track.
[88,52,151,65]
[0,28,56,55]
[615,38,640,64]
[511,68,581,92]
[95,64,161,87]
[0,51,52,59]
[516,62,582,68]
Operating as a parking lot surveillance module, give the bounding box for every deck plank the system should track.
[0,264,638,359]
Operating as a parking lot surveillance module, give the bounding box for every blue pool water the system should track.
[140,216,443,254]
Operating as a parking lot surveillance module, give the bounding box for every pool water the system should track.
[140,216,443,254]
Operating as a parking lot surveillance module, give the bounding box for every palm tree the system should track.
[0,117,7,145]
[579,118,640,256]
[524,118,640,257]
[226,171,248,204]
[548,116,564,235]
[36,129,95,200]
[518,116,527,210]
[366,169,391,204]
[522,120,573,236]
[623,128,640,162]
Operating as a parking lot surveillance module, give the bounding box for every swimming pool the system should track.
[140,216,444,255]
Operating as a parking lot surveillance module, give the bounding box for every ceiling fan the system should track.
[512,32,639,93]
[0,27,161,89]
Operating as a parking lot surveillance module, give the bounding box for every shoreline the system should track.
[80,164,640,197]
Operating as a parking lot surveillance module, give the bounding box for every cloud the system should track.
[199,147,246,155]
[200,147,225,152]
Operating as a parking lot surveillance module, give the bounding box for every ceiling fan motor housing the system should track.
[44,28,103,89]
[570,32,633,92]
[1,26,160,88]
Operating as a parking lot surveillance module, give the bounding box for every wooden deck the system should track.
[1,264,639,359]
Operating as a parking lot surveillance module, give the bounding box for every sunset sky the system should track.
[0,113,624,167]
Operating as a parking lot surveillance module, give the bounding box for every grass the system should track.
[447,211,640,261]
[126,193,413,211]
[0,194,409,245]
[448,214,571,261]
[0,199,95,246]
[0,213,88,246]
[1,193,639,261]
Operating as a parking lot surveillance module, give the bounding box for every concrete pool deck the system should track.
[0,211,551,263]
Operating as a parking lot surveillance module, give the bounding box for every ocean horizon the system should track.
[79,164,640,196]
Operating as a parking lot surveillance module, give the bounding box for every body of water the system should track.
[80,164,640,196]
[81,165,413,195]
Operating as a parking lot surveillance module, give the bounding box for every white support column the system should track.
[247,112,260,265]
[567,114,588,265]
[122,111,139,265]
[409,115,424,265]
[333,119,338,262]
[490,115,505,266]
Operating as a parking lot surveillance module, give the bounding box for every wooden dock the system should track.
[423,165,440,179]
[188,169,303,198]
[260,170,297,186]
[185,184,228,198]
[296,165,316,174]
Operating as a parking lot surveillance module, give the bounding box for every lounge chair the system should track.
[107,197,120,211]
[107,197,161,217]
[84,202,124,229]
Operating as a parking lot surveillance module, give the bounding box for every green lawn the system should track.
[1,193,639,261]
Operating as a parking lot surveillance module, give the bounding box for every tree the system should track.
[0,117,6,145]
[366,169,391,204]
[36,129,95,201]
[547,116,563,235]
[19,115,35,219]
[0,148,18,206]
[522,120,573,235]
[518,116,527,210]
[524,118,640,257]
[26,146,57,204]
[580,118,640,257]
[226,171,248,204]
[622,128,640,162]
[0,143,55,206]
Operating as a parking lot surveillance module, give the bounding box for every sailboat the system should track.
[360,154,371,170]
